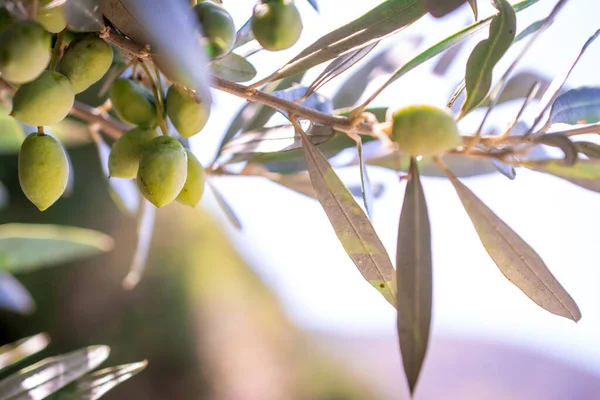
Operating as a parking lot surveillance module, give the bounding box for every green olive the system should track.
[108,127,160,178]
[194,1,236,58]
[37,0,67,33]
[58,34,113,94]
[11,70,74,126]
[251,0,303,51]
[177,149,206,206]
[390,104,461,157]
[137,136,188,208]
[165,85,210,138]
[0,21,51,84]
[109,78,157,128]
[18,133,69,211]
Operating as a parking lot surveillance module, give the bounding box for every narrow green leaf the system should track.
[460,0,516,116]
[298,124,395,306]
[122,199,156,290]
[523,159,600,193]
[257,0,427,84]
[0,334,49,372]
[210,53,257,83]
[396,158,432,394]
[549,87,600,125]
[534,133,578,166]
[447,172,581,321]
[0,224,114,274]
[207,180,243,230]
[357,140,374,219]
[0,346,110,400]
[574,141,600,159]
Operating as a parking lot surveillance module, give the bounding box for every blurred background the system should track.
[1,0,600,399]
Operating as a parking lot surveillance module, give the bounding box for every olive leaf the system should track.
[254,0,427,85]
[446,171,581,321]
[0,273,36,315]
[396,158,432,394]
[467,0,478,20]
[233,18,254,50]
[0,333,49,372]
[207,180,243,230]
[304,0,319,12]
[534,133,578,166]
[425,0,467,18]
[490,158,516,180]
[298,123,396,306]
[357,139,375,219]
[574,141,600,159]
[210,53,257,83]
[122,199,156,290]
[549,87,600,126]
[523,159,600,193]
[459,0,516,117]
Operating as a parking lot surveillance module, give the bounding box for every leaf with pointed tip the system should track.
[356,0,539,109]
[0,224,114,274]
[549,87,600,126]
[446,172,581,321]
[0,273,35,315]
[50,361,147,400]
[122,200,155,290]
[305,43,378,99]
[491,159,516,180]
[305,0,319,12]
[357,140,375,219]
[426,0,467,18]
[523,159,600,193]
[207,181,242,230]
[535,134,578,166]
[0,346,110,400]
[467,0,478,20]
[460,0,516,116]
[514,18,545,42]
[210,53,257,83]
[233,18,254,49]
[0,333,49,372]
[574,141,600,159]
[298,124,395,306]
[432,40,465,76]
[396,158,432,394]
[257,0,427,84]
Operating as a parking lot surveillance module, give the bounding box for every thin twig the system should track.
[49,30,65,71]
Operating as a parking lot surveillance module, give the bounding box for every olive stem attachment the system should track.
[49,30,65,71]
[37,126,44,135]
[140,61,168,136]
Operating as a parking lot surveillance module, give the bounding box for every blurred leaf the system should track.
[0,105,25,154]
[332,37,423,108]
[357,140,374,219]
[425,0,467,18]
[432,39,464,76]
[207,180,242,230]
[460,0,516,116]
[396,158,432,394]
[0,181,8,211]
[49,361,147,400]
[271,86,333,118]
[298,123,395,306]
[269,171,317,199]
[514,18,545,42]
[549,87,600,125]
[491,158,516,180]
[0,273,35,315]
[257,0,427,84]
[90,130,140,216]
[535,133,578,166]
[348,182,385,199]
[305,0,319,12]
[305,43,378,99]
[233,18,254,49]
[523,159,600,193]
[0,224,114,274]
[355,0,538,109]
[467,0,478,20]
[122,199,155,290]
[447,172,581,321]
[0,346,110,400]
[210,53,257,83]
[64,0,105,32]
[0,333,49,372]
[574,141,600,159]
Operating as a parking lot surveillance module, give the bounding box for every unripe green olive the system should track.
[18,133,69,211]
[11,70,74,126]
[177,149,206,207]
[58,34,113,94]
[109,78,157,128]
[0,21,51,84]
[108,127,160,178]
[37,0,67,33]
[194,1,236,58]
[165,85,210,138]
[137,136,188,208]
[251,0,303,51]
[390,104,461,157]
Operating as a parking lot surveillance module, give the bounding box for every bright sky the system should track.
[192,0,600,375]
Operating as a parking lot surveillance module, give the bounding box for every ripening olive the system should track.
[18,133,69,211]
[11,70,74,126]
[177,149,206,207]
[137,136,188,208]
[251,0,303,51]
[110,78,157,128]
[194,1,236,58]
[37,0,67,33]
[58,34,113,94]
[0,21,51,84]
[390,104,461,157]
[165,85,210,138]
[108,127,160,178]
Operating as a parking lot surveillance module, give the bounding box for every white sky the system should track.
[191,0,600,375]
